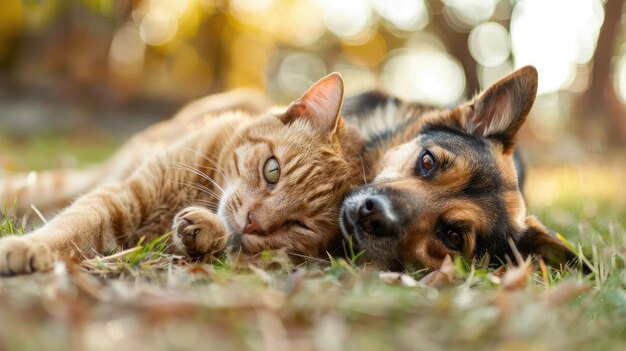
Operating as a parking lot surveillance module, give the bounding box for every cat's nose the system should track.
[243,211,263,235]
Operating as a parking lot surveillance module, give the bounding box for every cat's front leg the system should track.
[0,236,56,274]
[171,206,228,258]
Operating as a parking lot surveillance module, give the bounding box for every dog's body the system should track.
[341,66,577,271]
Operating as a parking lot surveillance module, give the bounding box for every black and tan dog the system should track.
[341,66,578,271]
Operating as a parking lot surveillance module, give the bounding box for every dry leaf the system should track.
[249,265,274,285]
[186,264,213,276]
[378,272,418,287]
[540,280,591,305]
[400,274,418,287]
[419,255,454,287]
[500,258,533,291]
[379,272,402,284]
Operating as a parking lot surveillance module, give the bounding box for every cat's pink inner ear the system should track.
[285,73,344,134]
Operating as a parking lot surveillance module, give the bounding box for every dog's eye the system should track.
[445,230,464,251]
[418,150,436,176]
[422,153,434,170]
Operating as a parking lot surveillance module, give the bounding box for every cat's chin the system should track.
[227,231,281,256]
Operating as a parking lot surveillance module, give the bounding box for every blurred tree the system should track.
[577,0,626,144]
[1,0,626,149]
[427,0,479,97]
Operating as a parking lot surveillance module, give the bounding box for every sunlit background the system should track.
[1,0,625,166]
[1,4,626,349]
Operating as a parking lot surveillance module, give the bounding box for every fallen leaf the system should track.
[500,258,533,291]
[540,280,591,305]
[419,255,454,287]
[378,272,402,284]
[378,272,418,287]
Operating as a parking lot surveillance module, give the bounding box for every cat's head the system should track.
[217,73,364,259]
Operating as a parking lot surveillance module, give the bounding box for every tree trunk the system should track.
[427,0,480,98]
[577,0,626,144]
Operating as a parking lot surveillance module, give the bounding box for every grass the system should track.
[0,141,625,350]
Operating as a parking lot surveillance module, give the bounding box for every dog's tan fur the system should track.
[341,66,577,271]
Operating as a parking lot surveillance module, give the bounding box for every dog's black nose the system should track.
[358,196,383,217]
[356,195,397,237]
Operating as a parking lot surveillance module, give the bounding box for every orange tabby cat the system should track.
[0,73,366,275]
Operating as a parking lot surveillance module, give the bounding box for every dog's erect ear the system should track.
[517,216,577,268]
[464,65,538,152]
[280,72,344,134]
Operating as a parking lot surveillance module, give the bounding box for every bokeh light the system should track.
[319,0,373,39]
[278,52,327,97]
[443,0,497,30]
[469,22,510,67]
[371,0,429,31]
[139,4,179,46]
[511,0,604,94]
[109,23,146,76]
[230,0,274,14]
[478,60,514,89]
[2,0,626,147]
[383,49,466,105]
[615,55,626,103]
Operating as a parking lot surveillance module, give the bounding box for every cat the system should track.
[0,73,366,275]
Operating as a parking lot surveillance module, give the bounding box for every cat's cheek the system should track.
[217,188,235,234]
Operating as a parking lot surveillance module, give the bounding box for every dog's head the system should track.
[341,66,576,271]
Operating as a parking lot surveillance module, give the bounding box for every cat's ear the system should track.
[517,216,577,268]
[281,72,344,134]
[463,65,538,152]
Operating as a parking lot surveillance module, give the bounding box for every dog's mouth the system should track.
[341,189,403,236]
[340,206,368,252]
[340,189,412,271]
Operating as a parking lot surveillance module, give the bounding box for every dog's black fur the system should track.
[340,66,582,272]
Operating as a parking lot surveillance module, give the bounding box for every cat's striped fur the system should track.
[0,73,366,275]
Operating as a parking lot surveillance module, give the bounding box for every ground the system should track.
[1,136,625,351]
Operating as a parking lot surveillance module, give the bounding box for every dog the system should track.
[340,66,579,272]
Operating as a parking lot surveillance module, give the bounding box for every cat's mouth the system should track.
[226,232,252,254]
[221,216,272,254]
[227,231,279,255]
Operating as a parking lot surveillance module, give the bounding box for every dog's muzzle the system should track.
[341,190,401,241]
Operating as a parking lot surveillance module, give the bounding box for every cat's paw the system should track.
[0,236,55,275]
[172,206,228,258]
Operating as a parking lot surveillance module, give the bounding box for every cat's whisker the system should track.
[179,147,233,189]
[357,154,370,184]
[173,152,232,192]
[186,181,223,201]
[225,117,246,143]
[189,199,220,207]
[174,162,226,195]
[191,151,234,189]
[187,200,220,211]
[365,178,410,187]
[168,179,223,201]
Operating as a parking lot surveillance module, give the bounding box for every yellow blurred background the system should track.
[0,0,625,164]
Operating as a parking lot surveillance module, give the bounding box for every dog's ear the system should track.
[517,216,578,268]
[280,72,344,134]
[464,65,538,152]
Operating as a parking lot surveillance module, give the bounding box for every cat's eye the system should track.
[263,157,281,184]
[291,221,310,230]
